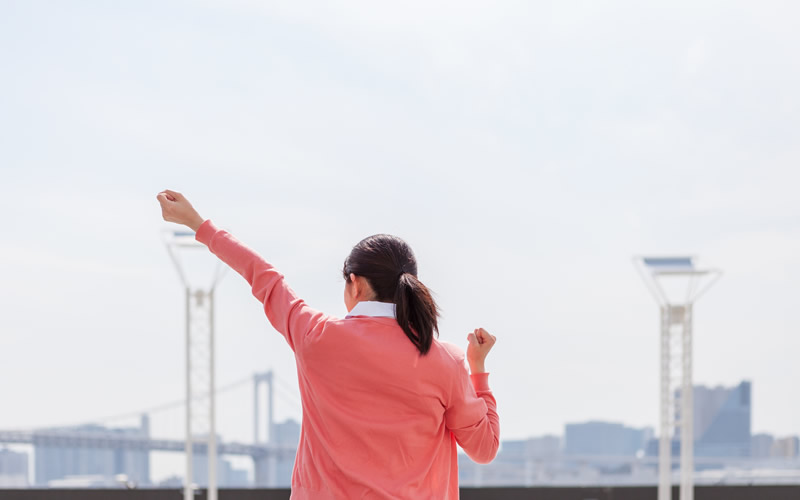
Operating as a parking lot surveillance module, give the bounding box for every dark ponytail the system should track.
[343,234,439,355]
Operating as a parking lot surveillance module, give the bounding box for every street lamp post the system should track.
[635,256,721,500]
[165,230,227,500]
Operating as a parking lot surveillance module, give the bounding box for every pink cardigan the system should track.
[196,220,500,499]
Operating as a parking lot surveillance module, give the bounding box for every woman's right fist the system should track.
[156,189,205,231]
[466,328,496,374]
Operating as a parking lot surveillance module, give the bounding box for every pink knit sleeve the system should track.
[194,219,328,352]
[443,358,500,464]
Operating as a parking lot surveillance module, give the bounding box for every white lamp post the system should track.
[164,229,227,500]
[634,256,721,500]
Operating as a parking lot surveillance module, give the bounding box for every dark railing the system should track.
[1,486,799,500]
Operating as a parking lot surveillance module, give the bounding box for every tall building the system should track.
[34,415,150,486]
[682,381,751,457]
[0,447,28,487]
[564,421,651,456]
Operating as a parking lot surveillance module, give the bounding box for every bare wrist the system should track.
[469,362,486,374]
[188,216,205,232]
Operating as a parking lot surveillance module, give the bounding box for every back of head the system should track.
[343,234,439,355]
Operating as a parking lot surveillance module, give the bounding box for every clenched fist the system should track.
[156,189,205,232]
[466,328,496,374]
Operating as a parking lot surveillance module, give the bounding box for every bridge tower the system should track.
[253,370,278,486]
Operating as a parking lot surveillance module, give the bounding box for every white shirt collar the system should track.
[346,301,397,319]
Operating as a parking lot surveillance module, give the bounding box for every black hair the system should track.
[343,234,439,355]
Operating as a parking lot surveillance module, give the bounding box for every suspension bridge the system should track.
[0,370,301,487]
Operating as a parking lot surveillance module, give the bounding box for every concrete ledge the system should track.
[1,485,799,500]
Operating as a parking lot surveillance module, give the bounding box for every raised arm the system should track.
[157,189,327,351]
[444,329,500,464]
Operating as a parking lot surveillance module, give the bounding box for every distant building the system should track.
[564,421,651,456]
[273,419,300,487]
[751,433,774,458]
[459,435,563,486]
[222,460,249,487]
[771,437,799,458]
[684,381,751,457]
[273,419,301,447]
[522,435,562,459]
[253,418,301,487]
[0,447,28,487]
[646,381,752,459]
[34,415,150,486]
[191,454,250,487]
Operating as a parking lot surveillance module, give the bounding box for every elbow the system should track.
[470,435,500,465]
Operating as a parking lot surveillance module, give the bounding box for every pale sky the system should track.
[1,0,799,483]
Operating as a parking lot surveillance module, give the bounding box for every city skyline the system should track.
[4,409,798,487]
[3,378,798,485]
